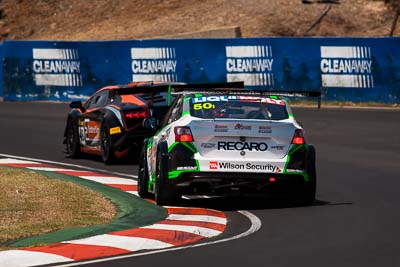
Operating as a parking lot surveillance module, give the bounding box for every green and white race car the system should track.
[137,83,318,206]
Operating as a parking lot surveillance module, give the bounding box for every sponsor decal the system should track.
[201,143,216,149]
[217,162,281,172]
[234,124,252,130]
[177,166,197,170]
[192,95,284,105]
[270,145,284,151]
[320,46,373,88]
[209,161,218,170]
[259,126,272,133]
[131,47,178,82]
[192,102,216,110]
[78,119,100,144]
[225,45,274,86]
[109,126,122,135]
[86,121,100,139]
[217,141,268,151]
[214,125,228,132]
[32,48,82,87]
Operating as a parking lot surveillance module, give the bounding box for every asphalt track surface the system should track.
[1,102,400,267]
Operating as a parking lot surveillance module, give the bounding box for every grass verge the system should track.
[0,168,116,248]
[5,167,167,248]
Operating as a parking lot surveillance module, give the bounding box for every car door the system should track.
[148,96,183,179]
[79,90,110,149]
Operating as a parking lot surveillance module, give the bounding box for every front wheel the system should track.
[65,119,81,158]
[100,124,116,164]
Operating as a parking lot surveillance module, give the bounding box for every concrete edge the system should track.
[148,25,242,39]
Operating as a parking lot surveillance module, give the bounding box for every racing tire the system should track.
[298,145,317,206]
[66,119,81,158]
[138,142,150,198]
[100,124,116,165]
[154,146,181,205]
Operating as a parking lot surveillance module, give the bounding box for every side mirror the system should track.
[143,117,158,130]
[69,101,85,112]
[70,101,82,109]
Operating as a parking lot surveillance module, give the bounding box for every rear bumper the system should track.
[165,143,312,196]
[170,171,310,196]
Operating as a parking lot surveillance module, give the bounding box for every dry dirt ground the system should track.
[0,0,398,41]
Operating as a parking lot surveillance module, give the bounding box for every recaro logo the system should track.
[131,47,178,82]
[320,46,373,88]
[32,49,82,87]
[218,141,268,151]
[209,161,218,170]
[226,45,274,86]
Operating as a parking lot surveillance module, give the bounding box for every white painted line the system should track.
[26,167,75,172]
[167,214,227,225]
[142,224,222,238]
[0,250,72,267]
[56,210,261,267]
[64,234,173,251]
[79,176,137,185]
[0,154,137,179]
[126,191,139,196]
[164,206,224,213]
[0,158,39,164]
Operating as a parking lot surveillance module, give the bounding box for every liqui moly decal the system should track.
[320,46,374,88]
[32,49,82,87]
[225,45,274,86]
[131,47,178,82]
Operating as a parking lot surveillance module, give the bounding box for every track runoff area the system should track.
[0,102,399,267]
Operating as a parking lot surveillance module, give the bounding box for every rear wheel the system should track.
[100,124,116,164]
[155,148,180,205]
[298,145,316,206]
[66,119,81,158]
[138,143,150,198]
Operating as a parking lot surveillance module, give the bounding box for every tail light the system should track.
[124,110,149,119]
[291,129,305,145]
[174,126,194,142]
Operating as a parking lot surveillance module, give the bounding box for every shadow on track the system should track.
[174,196,353,212]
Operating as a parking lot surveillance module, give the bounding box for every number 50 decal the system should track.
[193,102,216,110]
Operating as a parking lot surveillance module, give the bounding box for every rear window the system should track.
[190,95,288,120]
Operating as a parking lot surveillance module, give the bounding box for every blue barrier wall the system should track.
[1,38,399,102]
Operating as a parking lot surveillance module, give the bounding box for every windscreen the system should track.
[190,95,288,120]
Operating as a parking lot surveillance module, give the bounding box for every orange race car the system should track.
[63,81,173,164]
